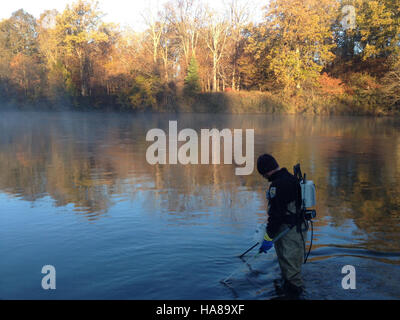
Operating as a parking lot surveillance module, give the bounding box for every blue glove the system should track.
[259,233,273,253]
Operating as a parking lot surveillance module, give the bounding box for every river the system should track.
[0,111,399,299]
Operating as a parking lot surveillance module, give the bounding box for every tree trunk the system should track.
[213,54,217,92]
[163,54,168,82]
[153,45,157,64]
[79,52,88,97]
[232,68,236,91]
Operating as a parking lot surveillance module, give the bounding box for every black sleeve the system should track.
[266,181,287,238]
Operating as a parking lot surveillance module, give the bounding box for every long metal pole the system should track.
[222,226,293,284]
[238,225,293,258]
[238,242,259,258]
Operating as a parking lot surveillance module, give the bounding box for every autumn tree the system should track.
[0,9,38,56]
[383,55,400,109]
[102,30,138,96]
[9,53,43,99]
[0,9,44,100]
[227,0,250,90]
[142,3,167,70]
[164,0,203,75]
[36,9,68,102]
[159,23,176,82]
[260,0,339,93]
[204,9,229,92]
[55,0,110,97]
[356,0,400,60]
[334,0,400,62]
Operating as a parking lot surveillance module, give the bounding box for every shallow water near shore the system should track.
[0,111,400,299]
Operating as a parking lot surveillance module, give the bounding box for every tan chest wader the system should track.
[273,164,316,288]
[220,164,316,291]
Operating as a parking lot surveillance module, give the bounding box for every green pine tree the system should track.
[184,56,201,96]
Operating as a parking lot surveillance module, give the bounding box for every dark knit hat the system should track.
[257,154,279,175]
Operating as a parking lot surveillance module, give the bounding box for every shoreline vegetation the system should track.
[0,0,399,116]
[2,90,398,116]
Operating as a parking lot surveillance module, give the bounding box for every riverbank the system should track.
[175,91,397,116]
[1,90,398,116]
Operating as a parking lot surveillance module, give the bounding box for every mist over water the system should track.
[0,111,400,299]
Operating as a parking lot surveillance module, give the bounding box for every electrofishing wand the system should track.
[238,225,293,258]
[238,242,259,259]
[222,226,293,286]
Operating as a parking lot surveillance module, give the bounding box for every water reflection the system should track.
[1,112,400,298]
[1,113,400,229]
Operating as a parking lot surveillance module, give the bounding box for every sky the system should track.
[0,0,266,32]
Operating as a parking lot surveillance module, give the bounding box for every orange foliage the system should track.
[9,53,42,96]
[318,73,345,96]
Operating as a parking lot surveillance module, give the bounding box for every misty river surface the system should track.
[1,111,400,300]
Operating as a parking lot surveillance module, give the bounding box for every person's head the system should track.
[257,154,280,181]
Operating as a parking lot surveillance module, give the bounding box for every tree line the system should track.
[0,0,399,114]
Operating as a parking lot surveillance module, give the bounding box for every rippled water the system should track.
[0,111,399,299]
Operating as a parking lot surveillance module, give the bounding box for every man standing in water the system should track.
[256,154,307,299]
